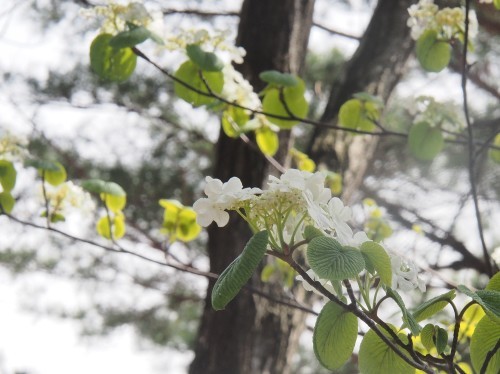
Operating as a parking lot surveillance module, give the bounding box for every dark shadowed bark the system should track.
[309,0,415,203]
[189,1,315,373]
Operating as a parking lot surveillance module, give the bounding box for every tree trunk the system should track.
[309,0,415,203]
[189,1,315,373]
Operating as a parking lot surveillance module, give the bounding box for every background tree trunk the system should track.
[309,0,415,203]
[189,1,315,373]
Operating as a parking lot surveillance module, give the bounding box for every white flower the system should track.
[193,176,260,227]
[193,198,230,227]
[391,256,426,292]
[222,65,261,110]
[44,181,96,217]
[296,269,336,296]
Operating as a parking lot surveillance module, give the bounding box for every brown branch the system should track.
[462,0,493,276]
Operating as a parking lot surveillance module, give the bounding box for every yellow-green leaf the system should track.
[174,60,224,107]
[408,122,444,161]
[255,127,279,156]
[488,134,500,164]
[90,33,137,82]
[101,193,126,213]
[96,214,126,240]
[416,30,451,73]
[262,79,308,129]
[0,191,15,213]
[43,162,67,186]
[221,107,249,138]
[0,160,16,192]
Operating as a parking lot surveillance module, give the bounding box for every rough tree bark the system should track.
[189,1,315,373]
[309,0,415,203]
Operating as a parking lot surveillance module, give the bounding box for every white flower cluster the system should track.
[193,169,369,249]
[221,65,261,111]
[80,1,163,35]
[44,181,96,217]
[407,0,478,41]
[391,256,426,292]
[410,96,465,136]
[165,28,246,64]
[0,130,29,162]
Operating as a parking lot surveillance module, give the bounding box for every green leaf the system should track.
[0,191,15,213]
[81,179,126,196]
[412,290,456,322]
[96,214,126,239]
[109,26,151,48]
[488,134,500,164]
[0,160,17,192]
[24,159,60,171]
[470,315,500,374]
[458,285,500,323]
[101,193,126,212]
[90,34,137,82]
[259,70,299,87]
[304,225,324,241]
[212,230,269,310]
[262,79,308,129]
[434,327,448,355]
[260,264,275,282]
[360,241,392,286]
[255,127,279,156]
[42,162,67,186]
[408,122,444,161]
[174,60,224,107]
[313,301,358,370]
[415,30,451,73]
[486,272,500,291]
[221,107,249,138]
[307,236,365,280]
[186,44,224,72]
[420,324,436,352]
[359,325,415,374]
[338,99,378,132]
[495,0,500,10]
[386,288,421,336]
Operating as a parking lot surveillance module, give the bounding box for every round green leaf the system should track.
[307,237,365,280]
[338,99,377,132]
[0,191,15,213]
[416,30,451,73]
[488,134,500,164]
[174,60,224,107]
[96,214,126,240]
[259,70,299,87]
[408,122,444,161]
[186,44,224,72]
[43,162,67,186]
[101,193,126,212]
[212,230,269,310]
[360,241,392,286]
[109,26,151,48]
[0,160,17,192]
[313,301,358,370]
[262,80,308,129]
[176,208,201,242]
[359,325,415,374]
[90,33,137,82]
[81,179,126,196]
[255,127,279,156]
[470,316,500,374]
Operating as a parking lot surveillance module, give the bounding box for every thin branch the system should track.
[2,212,317,317]
[462,0,493,276]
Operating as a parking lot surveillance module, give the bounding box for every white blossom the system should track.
[391,256,426,292]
